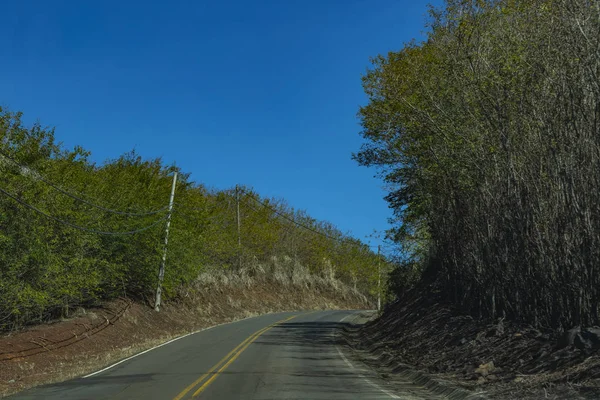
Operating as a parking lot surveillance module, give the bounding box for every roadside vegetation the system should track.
[355,0,600,396]
[357,0,600,330]
[0,260,367,397]
[0,107,380,332]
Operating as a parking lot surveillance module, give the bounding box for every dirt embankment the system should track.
[350,289,600,400]
[0,272,368,398]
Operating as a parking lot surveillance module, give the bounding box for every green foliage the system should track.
[356,0,600,328]
[0,107,381,330]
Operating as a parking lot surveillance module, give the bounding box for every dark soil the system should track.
[353,288,600,399]
[0,278,368,398]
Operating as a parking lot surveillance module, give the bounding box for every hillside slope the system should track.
[350,289,600,399]
[0,264,368,398]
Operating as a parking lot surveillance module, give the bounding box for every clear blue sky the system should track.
[1,0,440,250]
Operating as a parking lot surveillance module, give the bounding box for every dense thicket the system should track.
[356,0,600,329]
[0,108,379,330]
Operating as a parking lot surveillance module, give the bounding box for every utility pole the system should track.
[236,185,242,268]
[377,245,381,312]
[291,210,296,260]
[154,172,177,312]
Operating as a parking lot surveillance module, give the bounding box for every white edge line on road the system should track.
[335,312,401,399]
[83,312,291,378]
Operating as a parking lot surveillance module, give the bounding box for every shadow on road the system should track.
[255,321,351,349]
[13,314,400,400]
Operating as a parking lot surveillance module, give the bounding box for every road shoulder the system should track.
[338,311,488,400]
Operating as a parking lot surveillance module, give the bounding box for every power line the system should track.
[171,204,238,224]
[0,149,169,217]
[242,197,300,238]
[176,191,342,246]
[172,202,205,212]
[0,186,167,235]
[242,191,342,242]
[240,189,378,250]
[172,202,228,215]
[242,195,381,263]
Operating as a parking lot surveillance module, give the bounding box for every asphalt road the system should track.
[8,310,429,400]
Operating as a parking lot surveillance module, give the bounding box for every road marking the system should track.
[83,312,281,379]
[190,314,298,398]
[334,312,401,399]
[340,313,355,323]
[192,326,266,396]
[173,314,298,399]
[173,325,271,400]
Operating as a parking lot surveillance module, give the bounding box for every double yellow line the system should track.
[173,314,298,399]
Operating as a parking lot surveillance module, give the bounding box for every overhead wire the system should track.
[0,186,168,235]
[3,126,386,249]
[241,190,345,242]
[238,193,379,258]
[242,196,301,240]
[239,188,379,251]
[0,149,169,217]
[176,189,380,252]
[171,203,243,225]
[170,208,232,228]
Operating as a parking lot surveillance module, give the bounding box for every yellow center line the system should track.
[192,314,297,397]
[172,325,270,400]
[172,314,299,400]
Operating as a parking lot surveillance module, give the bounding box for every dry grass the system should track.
[351,290,600,400]
[1,261,369,398]
[192,256,368,305]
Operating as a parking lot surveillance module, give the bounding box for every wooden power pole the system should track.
[154,172,177,312]
[236,185,242,268]
[377,245,381,312]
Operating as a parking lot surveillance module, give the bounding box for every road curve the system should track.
[8,310,426,400]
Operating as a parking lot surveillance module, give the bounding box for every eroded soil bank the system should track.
[349,289,600,400]
[0,275,368,398]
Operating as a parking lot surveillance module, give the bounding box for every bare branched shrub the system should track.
[357,0,600,329]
